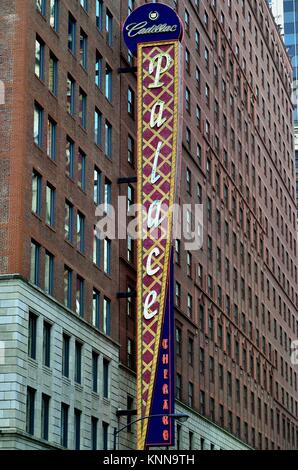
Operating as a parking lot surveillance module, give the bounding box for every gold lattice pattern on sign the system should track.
[137,41,179,450]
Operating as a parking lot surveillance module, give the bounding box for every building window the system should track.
[91,417,98,450]
[80,28,88,69]
[127,184,134,211]
[102,422,109,450]
[28,312,37,360]
[209,356,214,383]
[74,341,82,384]
[79,89,87,129]
[41,394,50,441]
[106,10,113,47]
[76,276,85,318]
[65,200,74,242]
[127,236,134,263]
[93,227,101,268]
[185,87,190,112]
[64,266,72,309]
[94,167,101,204]
[92,351,99,393]
[196,66,201,89]
[205,47,209,69]
[105,120,112,158]
[92,289,100,328]
[26,387,36,435]
[104,175,112,208]
[66,136,74,178]
[103,297,111,336]
[188,337,193,366]
[50,0,59,31]
[67,75,75,115]
[210,398,215,422]
[32,171,42,216]
[47,117,57,160]
[219,404,224,427]
[34,102,43,147]
[199,348,205,375]
[35,36,44,80]
[78,149,86,191]
[184,9,190,33]
[187,294,192,317]
[80,0,88,11]
[49,52,58,95]
[186,127,191,147]
[188,382,194,407]
[42,321,51,367]
[175,282,181,307]
[44,251,54,296]
[219,364,224,389]
[62,333,70,378]
[228,412,233,433]
[175,327,182,357]
[128,0,135,14]
[208,315,214,340]
[77,211,85,253]
[103,358,109,398]
[95,51,103,88]
[94,108,102,146]
[30,240,40,286]
[200,390,205,414]
[74,409,81,450]
[128,87,135,117]
[61,403,69,448]
[36,0,46,15]
[68,13,76,54]
[127,338,134,369]
[105,64,113,101]
[104,238,111,275]
[176,373,182,399]
[46,184,55,227]
[175,239,181,265]
[128,135,135,165]
[96,0,103,31]
[127,285,134,317]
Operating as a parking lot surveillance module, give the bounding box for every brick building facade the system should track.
[0,0,297,450]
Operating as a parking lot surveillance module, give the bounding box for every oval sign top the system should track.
[123,3,183,56]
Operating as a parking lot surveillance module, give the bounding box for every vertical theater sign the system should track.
[123,3,183,450]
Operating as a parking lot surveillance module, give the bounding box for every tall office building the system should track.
[0,0,297,451]
[268,0,298,214]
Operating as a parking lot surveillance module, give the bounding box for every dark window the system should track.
[43,321,51,367]
[96,0,103,31]
[75,341,82,384]
[50,0,59,31]
[26,387,36,435]
[103,358,109,398]
[62,334,70,378]
[68,13,76,54]
[74,408,81,450]
[91,417,98,450]
[41,393,50,441]
[30,240,40,286]
[92,351,99,393]
[106,10,113,46]
[61,403,69,448]
[28,312,37,360]
[79,29,88,69]
[44,251,55,295]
